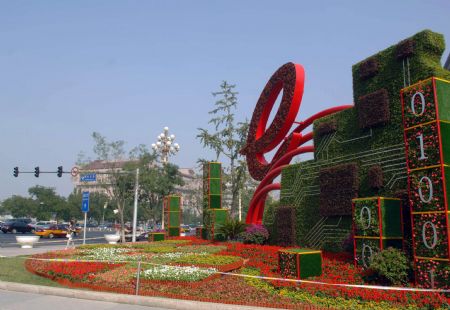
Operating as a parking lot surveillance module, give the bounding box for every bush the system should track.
[240,224,269,245]
[215,218,247,241]
[364,247,410,285]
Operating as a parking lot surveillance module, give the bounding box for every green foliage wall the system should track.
[273,30,450,251]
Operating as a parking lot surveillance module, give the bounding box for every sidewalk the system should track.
[0,281,279,310]
[0,244,68,257]
[0,288,165,310]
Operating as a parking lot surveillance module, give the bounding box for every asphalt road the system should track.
[0,229,113,248]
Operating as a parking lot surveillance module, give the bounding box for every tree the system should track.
[197,81,252,217]
[77,132,135,242]
[28,186,66,221]
[66,190,110,224]
[1,195,37,218]
[123,152,184,228]
[78,132,185,241]
[0,186,70,221]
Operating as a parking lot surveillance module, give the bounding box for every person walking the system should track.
[65,220,76,249]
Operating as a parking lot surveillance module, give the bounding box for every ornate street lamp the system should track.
[151,127,180,164]
[151,127,180,229]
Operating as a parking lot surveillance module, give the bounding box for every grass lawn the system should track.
[0,256,61,287]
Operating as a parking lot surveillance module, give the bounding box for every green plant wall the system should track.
[268,30,450,252]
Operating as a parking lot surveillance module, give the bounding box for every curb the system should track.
[0,281,278,310]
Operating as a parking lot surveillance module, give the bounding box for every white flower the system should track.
[141,265,217,281]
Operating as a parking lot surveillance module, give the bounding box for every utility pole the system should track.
[132,168,140,242]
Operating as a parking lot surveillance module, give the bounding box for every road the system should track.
[0,229,113,248]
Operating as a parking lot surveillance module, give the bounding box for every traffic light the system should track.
[13,167,19,177]
[57,166,63,177]
[34,167,40,178]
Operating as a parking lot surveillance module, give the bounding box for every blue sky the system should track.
[1,0,449,200]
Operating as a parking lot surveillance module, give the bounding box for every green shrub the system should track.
[176,245,226,254]
[364,247,410,285]
[216,218,247,241]
[142,246,177,253]
[173,254,240,265]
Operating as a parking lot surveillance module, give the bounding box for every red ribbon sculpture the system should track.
[241,62,352,224]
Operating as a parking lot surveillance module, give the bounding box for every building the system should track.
[71,160,202,215]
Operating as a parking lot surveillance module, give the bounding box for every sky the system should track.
[0,0,449,201]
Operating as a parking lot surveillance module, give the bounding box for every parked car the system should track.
[122,231,148,242]
[1,219,34,234]
[34,224,72,239]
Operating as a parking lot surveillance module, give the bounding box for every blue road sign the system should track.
[81,191,90,213]
[80,173,97,182]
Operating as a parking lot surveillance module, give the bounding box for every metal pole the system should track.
[161,198,165,230]
[135,259,142,295]
[132,168,139,242]
[83,212,87,245]
[238,190,242,222]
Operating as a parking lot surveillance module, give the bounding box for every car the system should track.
[59,223,82,236]
[34,224,71,239]
[122,231,148,242]
[181,224,193,234]
[35,221,56,230]
[1,219,34,234]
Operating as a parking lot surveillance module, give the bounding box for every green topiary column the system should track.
[164,195,181,237]
[202,162,228,240]
[401,77,450,289]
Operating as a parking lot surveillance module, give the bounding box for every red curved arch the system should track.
[242,62,354,225]
[247,145,314,224]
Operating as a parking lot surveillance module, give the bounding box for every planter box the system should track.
[352,197,403,267]
[149,233,165,242]
[168,227,180,237]
[164,195,181,237]
[15,235,40,249]
[104,234,120,244]
[195,227,203,238]
[203,208,228,241]
[278,248,322,279]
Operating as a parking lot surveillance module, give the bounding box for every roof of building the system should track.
[82,160,137,170]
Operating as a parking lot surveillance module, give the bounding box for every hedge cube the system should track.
[203,208,228,241]
[278,249,322,279]
[414,258,450,289]
[164,195,181,237]
[352,197,403,267]
[203,162,222,210]
[149,233,165,242]
[195,227,203,239]
[354,237,403,268]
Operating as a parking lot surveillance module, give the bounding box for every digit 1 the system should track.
[429,270,435,289]
[417,134,428,161]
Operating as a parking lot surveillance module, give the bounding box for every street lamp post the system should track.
[151,127,180,165]
[151,127,180,229]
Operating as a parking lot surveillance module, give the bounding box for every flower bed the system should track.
[24,238,450,309]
